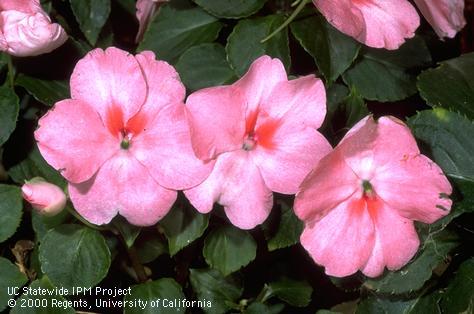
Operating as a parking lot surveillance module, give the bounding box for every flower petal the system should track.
[301,196,376,277]
[132,103,214,190]
[253,125,332,194]
[69,152,177,226]
[135,0,156,43]
[0,0,42,14]
[186,85,246,160]
[70,47,147,125]
[414,0,466,39]
[35,99,117,183]
[361,203,420,277]
[185,151,273,229]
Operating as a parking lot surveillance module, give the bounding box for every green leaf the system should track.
[8,145,66,189]
[203,226,257,276]
[0,86,19,145]
[417,52,474,119]
[408,108,474,183]
[39,224,111,290]
[339,88,369,128]
[160,204,209,256]
[356,293,441,314]
[70,0,111,45]
[32,208,69,241]
[189,268,243,314]
[440,258,474,313]
[113,216,141,248]
[364,230,459,294]
[135,236,167,264]
[193,0,267,18]
[10,276,75,314]
[268,279,312,307]
[263,203,303,251]
[138,4,222,63]
[0,257,28,312]
[245,302,285,314]
[343,37,431,102]
[290,14,360,83]
[15,74,68,107]
[226,14,290,77]
[124,278,186,314]
[0,184,23,243]
[176,43,237,91]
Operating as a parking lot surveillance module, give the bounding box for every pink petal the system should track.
[69,152,177,226]
[185,85,246,161]
[294,149,360,222]
[35,99,117,183]
[132,103,214,190]
[252,125,332,194]
[414,0,466,39]
[0,0,42,14]
[70,47,147,125]
[185,151,273,229]
[301,196,376,277]
[361,203,420,277]
[135,0,156,43]
[260,75,327,129]
[315,0,420,49]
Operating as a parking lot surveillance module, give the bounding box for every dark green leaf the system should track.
[408,108,474,183]
[245,302,285,314]
[0,184,23,243]
[113,216,141,248]
[189,268,243,314]
[340,88,369,128]
[268,279,312,307]
[417,52,474,119]
[138,4,222,63]
[124,278,186,314]
[194,0,267,18]
[160,205,209,256]
[15,74,68,107]
[290,14,360,83]
[135,236,167,264]
[203,226,257,276]
[440,258,474,313]
[39,224,111,290]
[356,293,441,314]
[32,208,69,241]
[176,43,237,91]
[263,203,303,251]
[70,0,111,45]
[0,86,19,145]
[0,257,28,312]
[226,14,290,76]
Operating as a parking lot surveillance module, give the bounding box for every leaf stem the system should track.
[260,0,310,43]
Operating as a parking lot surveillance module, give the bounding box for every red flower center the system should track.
[106,105,147,150]
[243,109,280,151]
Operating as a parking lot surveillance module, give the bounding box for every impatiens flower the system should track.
[35,47,212,226]
[0,0,67,56]
[295,116,452,277]
[414,0,466,39]
[22,178,66,216]
[313,0,420,49]
[184,55,332,230]
[135,0,169,43]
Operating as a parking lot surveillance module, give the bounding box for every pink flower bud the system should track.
[0,0,67,57]
[22,179,66,216]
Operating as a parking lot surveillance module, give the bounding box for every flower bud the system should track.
[22,179,66,216]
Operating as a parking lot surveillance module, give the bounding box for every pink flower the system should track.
[135,0,169,43]
[414,0,466,39]
[0,0,67,56]
[313,0,420,49]
[35,47,212,226]
[184,56,332,230]
[295,116,452,277]
[22,179,66,216]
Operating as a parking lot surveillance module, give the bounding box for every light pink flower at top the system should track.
[22,179,66,216]
[135,0,169,43]
[0,0,67,56]
[414,0,466,39]
[35,47,212,226]
[184,55,332,230]
[313,0,420,49]
[295,116,452,277]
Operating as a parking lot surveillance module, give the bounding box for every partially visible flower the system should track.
[295,116,452,277]
[184,55,332,230]
[0,0,67,57]
[313,0,420,50]
[135,0,169,43]
[35,47,212,226]
[414,0,466,39]
[22,178,66,216]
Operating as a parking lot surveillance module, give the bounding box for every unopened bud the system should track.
[21,178,66,216]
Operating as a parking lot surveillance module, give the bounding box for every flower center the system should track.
[242,134,256,151]
[120,129,132,150]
